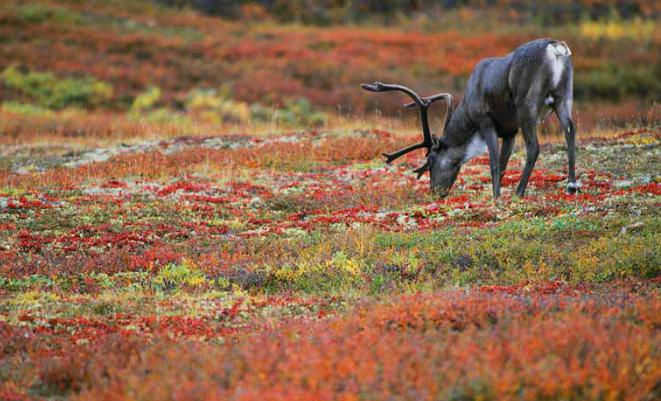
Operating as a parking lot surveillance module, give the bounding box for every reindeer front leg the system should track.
[481,126,501,198]
[516,119,540,197]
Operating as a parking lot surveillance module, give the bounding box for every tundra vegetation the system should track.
[0,1,659,400]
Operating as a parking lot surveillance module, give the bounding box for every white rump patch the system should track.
[546,42,570,87]
[461,134,488,163]
[551,41,572,56]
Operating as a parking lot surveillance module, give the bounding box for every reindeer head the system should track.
[427,139,464,197]
[361,82,457,197]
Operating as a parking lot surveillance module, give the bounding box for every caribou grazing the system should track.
[361,38,578,198]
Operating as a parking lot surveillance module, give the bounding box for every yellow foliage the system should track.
[11,290,60,305]
[579,19,655,40]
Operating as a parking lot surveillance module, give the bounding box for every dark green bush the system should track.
[575,64,660,100]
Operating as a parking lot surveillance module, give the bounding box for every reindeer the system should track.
[361,38,578,198]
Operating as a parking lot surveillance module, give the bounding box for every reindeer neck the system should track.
[439,104,487,165]
[439,103,475,148]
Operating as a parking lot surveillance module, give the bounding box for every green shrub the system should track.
[2,67,113,110]
[144,108,192,127]
[153,260,207,291]
[372,215,658,288]
[271,251,365,293]
[280,97,328,127]
[570,234,660,281]
[251,97,328,127]
[16,4,84,25]
[249,103,274,122]
[0,275,55,292]
[575,64,660,100]
[1,101,55,117]
[130,86,191,127]
[130,86,162,112]
[185,88,251,123]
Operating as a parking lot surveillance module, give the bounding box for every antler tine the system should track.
[361,82,428,109]
[382,143,426,164]
[361,81,434,164]
[403,92,453,147]
[412,160,430,180]
[402,92,452,109]
[439,94,453,136]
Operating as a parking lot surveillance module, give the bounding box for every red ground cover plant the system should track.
[1,129,658,278]
[0,2,658,399]
[0,126,658,400]
[2,285,657,401]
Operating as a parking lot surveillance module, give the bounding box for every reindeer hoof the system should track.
[382,153,395,164]
[566,182,581,194]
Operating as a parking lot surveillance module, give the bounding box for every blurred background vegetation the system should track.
[0,0,658,140]
[160,0,658,25]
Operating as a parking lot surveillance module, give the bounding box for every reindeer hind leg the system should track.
[555,101,578,193]
[498,136,515,186]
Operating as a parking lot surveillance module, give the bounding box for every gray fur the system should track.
[363,38,579,198]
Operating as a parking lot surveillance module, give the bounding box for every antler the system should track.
[403,92,453,139]
[361,82,453,178]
